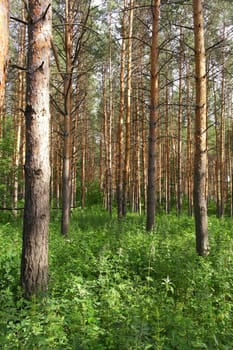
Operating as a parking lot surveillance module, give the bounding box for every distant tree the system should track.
[20,0,52,297]
[2,0,233,228]
[116,0,126,219]
[12,4,26,216]
[146,0,160,231]
[61,0,73,234]
[0,0,9,107]
[123,0,134,216]
[193,0,209,256]
[51,0,91,234]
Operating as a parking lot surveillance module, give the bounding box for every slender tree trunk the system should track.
[13,109,23,215]
[51,103,62,209]
[177,31,183,215]
[71,107,79,209]
[13,7,26,216]
[205,73,209,205]
[140,58,147,214]
[61,0,72,235]
[1,112,7,208]
[219,57,225,217]
[117,0,126,218]
[99,120,103,192]
[157,111,161,208]
[81,111,87,209]
[134,84,141,213]
[123,0,134,216]
[213,84,220,214]
[230,102,233,217]
[193,0,209,256]
[146,0,160,231]
[170,93,177,204]
[107,15,113,216]
[227,127,232,216]
[72,128,77,209]
[186,63,193,216]
[0,0,9,108]
[165,63,170,214]
[21,0,52,297]
[102,67,108,209]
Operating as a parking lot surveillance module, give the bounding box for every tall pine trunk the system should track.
[116,0,126,218]
[0,0,9,108]
[21,0,52,297]
[123,0,134,216]
[177,31,183,215]
[146,0,160,231]
[193,0,209,256]
[13,6,26,216]
[61,0,72,235]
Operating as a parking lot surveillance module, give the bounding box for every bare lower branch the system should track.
[10,16,28,25]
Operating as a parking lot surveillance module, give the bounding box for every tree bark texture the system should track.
[146,0,160,231]
[186,63,193,216]
[116,0,126,219]
[165,62,170,214]
[193,0,209,256]
[61,0,72,234]
[140,67,147,214]
[0,0,9,107]
[21,0,52,297]
[177,32,183,215]
[123,0,134,216]
[106,12,113,216]
[219,56,225,217]
[13,6,26,216]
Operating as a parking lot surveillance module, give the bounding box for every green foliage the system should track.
[1,208,233,349]
[75,181,103,207]
[0,116,15,207]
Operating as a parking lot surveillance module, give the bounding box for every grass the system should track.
[0,206,233,349]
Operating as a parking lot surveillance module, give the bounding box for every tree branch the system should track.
[10,16,28,25]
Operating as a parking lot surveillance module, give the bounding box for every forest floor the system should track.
[0,206,233,349]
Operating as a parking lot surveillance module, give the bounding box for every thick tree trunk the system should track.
[0,0,9,108]
[193,0,209,256]
[21,0,52,297]
[146,0,160,231]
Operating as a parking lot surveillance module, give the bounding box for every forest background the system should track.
[2,0,233,225]
[1,0,233,223]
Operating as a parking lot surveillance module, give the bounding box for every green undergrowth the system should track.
[0,207,233,349]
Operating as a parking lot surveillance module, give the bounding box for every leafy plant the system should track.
[1,208,233,349]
